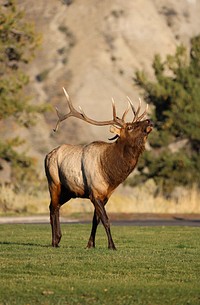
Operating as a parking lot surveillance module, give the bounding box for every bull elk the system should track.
[45,88,153,250]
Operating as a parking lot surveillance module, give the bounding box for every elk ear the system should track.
[110,125,121,136]
[108,126,121,141]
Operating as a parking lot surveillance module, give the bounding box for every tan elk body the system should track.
[45,88,153,250]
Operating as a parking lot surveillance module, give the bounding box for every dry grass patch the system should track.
[0,184,200,216]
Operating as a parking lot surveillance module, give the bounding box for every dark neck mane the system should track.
[101,137,145,189]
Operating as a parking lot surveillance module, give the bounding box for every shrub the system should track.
[133,35,200,196]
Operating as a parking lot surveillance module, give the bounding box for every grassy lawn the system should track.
[0,224,199,305]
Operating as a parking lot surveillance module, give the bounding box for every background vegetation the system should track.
[0,0,46,189]
[132,35,200,196]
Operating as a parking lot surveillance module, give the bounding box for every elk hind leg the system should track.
[92,198,116,250]
[87,209,100,248]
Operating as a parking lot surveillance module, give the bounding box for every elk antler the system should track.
[126,96,148,122]
[53,87,130,131]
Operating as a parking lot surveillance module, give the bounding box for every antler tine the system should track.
[111,97,127,127]
[122,100,130,121]
[53,107,68,132]
[127,96,149,123]
[63,87,70,102]
[63,87,77,112]
[53,109,62,132]
[127,96,136,116]
[132,98,141,122]
[137,103,149,121]
[111,98,117,119]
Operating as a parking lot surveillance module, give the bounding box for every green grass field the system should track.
[0,224,199,305]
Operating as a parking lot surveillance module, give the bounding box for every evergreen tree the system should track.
[0,1,45,187]
[0,0,42,122]
[133,36,200,195]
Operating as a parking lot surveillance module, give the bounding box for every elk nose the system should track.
[146,119,153,126]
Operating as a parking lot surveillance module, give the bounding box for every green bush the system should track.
[133,36,200,196]
[0,1,46,187]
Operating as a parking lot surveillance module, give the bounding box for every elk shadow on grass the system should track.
[0,241,51,248]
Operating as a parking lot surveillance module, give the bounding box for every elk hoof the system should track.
[52,243,60,248]
[108,245,117,250]
[86,241,95,249]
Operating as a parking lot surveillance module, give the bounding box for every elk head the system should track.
[54,88,153,144]
[109,97,153,146]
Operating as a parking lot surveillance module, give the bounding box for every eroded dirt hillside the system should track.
[2,0,200,171]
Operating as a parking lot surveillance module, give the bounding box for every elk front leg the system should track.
[48,182,63,247]
[87,209,100,248]
[49,202,62,247]
[92,198,116,250]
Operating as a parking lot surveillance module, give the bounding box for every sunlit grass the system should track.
[0,224,199,305]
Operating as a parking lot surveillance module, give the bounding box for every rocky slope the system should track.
[1,0,200,175]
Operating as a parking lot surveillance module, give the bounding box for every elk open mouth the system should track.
[146,126,152,134]
[146,121,153,134]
